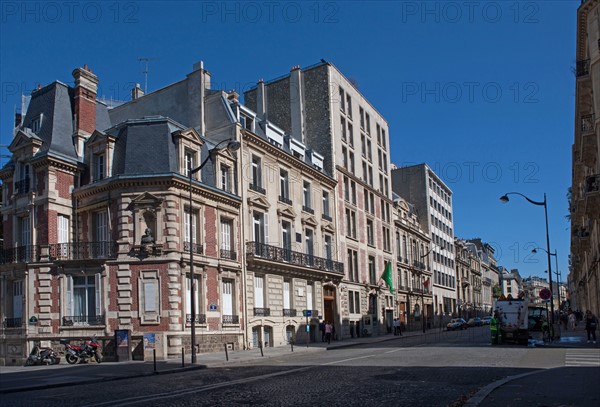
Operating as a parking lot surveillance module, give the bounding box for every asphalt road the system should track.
[1,327,596,407]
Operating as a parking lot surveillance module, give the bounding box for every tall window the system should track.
[306,283,314,311]
[66,274,101,324]
[369,256,376,284]
[222,279,234,317]
[12,281,23,320]
[349,290,360,314]
[283,280,291,310]
[220,164,231,192]
[254,275,265,308]
[322,190,330,217]
[341,117,347,141]
[324,234,332,260]
[282,221,292,253]
[251,155,262,188]
[184,209,198,245]
[58,215,69,258]
[186,275,201,323]
[347,249,359,282]
[184,149,195,178]
[220,219,233,253]
[305,228,314,258]
[252,211,268,245]
[346,94,352,119]
[345,209,356,239]
[339,87,345,112]
[280,169,289,201]
[94,153,105,181]
[366,219,374,246]
[303,181,311,209]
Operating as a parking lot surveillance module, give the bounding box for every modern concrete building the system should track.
[391,164,456,322]
[244,62,395,337]
[393,194,433,330]
[570,0,600,318]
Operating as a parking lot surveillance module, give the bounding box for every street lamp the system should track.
[188,138,240,363]
[499,192,555,324]
[419,246,433,333]
[532,248,562,310]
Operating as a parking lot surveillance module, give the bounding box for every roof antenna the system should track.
[138,57,160,93]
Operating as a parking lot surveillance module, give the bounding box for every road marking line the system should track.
[321,354,376,365]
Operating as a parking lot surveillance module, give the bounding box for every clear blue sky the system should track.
[1,1,577,280]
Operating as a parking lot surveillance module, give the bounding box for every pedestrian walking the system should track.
[569,312,577,331]
[393,318,398,335]
[325,321,333,344]
[584,310,598,344]
[319,321,325,342]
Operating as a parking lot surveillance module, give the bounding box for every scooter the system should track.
[61,336,102,364]
[25,345,60,366]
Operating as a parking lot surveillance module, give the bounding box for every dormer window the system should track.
[31,116,42,133]
[94,153,105,181]
[220,164,231,192]
[184,149,196,179]
[240,113,254,132]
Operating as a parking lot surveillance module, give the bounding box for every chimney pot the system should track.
[37,84,42,90]
[84,64,88,70]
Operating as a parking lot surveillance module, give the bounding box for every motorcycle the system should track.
[25,344,60,366]
[60,336,102,364]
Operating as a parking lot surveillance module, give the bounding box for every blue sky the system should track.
[0,1,577,280]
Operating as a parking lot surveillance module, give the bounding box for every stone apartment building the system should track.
[500,268,523,299]
[110,62,342,348]
[391,164,457,322]
[244,62,395,337]
[0,65,245,365]
[570,0,600,318]
[465,238,499,314]
[393,194,433,330]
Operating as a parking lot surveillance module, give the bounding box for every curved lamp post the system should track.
[499,192,554,323]
[188,139,240,363]
[532,248,561,310]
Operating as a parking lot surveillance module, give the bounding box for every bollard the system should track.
[182,347,185,368]
[224,343,229,361]
[153,349,157,373]
[259,341,264,357]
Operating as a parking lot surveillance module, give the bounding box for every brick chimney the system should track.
[72,64,99,157]
[131,83,144,100]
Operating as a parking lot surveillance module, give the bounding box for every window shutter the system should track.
[95,273,102,317]
[66,276,73,317]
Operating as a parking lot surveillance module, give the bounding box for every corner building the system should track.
[245,62,395,337]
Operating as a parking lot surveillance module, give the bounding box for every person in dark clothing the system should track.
[585,310,598,344]
[319,321,325,342]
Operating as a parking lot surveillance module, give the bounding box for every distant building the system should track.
[522,276,550,307]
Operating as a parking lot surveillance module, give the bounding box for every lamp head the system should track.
[499,195,509,203]
[226,140,241,152]
[532,248,538,254]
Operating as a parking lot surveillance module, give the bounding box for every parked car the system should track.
[482,316,493,325]
[446,318,467,330]
[467,317,483,327]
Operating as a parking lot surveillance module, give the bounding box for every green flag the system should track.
[381,261,394,294]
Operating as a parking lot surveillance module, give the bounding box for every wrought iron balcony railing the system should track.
[283,309,297,317]
[3,317,23,328]
[279,195,292,205]
[220,249,237,261]
[186,314,207,324]
[577,59,590,77]
[62,314,105,326]
[246,242,344,274]
[223,315,239,325]
[184,242,203,255]
[250,183,266,194]
[254,307,270,317]
[49,242,118,261]
[1,245,39,264]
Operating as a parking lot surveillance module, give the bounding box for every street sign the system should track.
[303,310,312,317]
[539,288,551,300]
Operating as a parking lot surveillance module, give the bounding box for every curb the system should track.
[463,369,544,407]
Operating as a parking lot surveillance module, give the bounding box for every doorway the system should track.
[323,286,336,329]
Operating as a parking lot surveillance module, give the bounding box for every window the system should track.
[282,221,292,254]
[350,180,357,204]
[348,122,354,147]
[11,281,23,321]
[381,128,387,150]
[184,149,195,178]
[251,155,262,188]
[345,209,356,239]
[16,162,29,194]
[346,94,352,119]
[361,134,367,157]
[347,249,359,282]
[31,116,41,133]
[220,164,231,192]
[307,283,314,310]
[368,166,373,186]
[324,234,332,260]
[305,228,314,258]
[348,151,355,173]
[367,139,372,161]
[254,275,265,308]
[359,107,365,129]
[280,170,289,201]
[252,211,268,245]
[240,113,254,131]
[341,117,347,141]
[184,208,199,248]
[322,190,330,218]
[383,227,391,252]
[342,146,348,169]
[344,176,350,202]
[66,274,101,325]
[220,219,233,253]
[57,215,69,258]
[339,87,345,112]
[365,113,371,134]
[222,279,234,318]
[349,290,360,314]
[94,153,105,181]
[93,211,109,256]
[366,219,374,246]
[368,256,376,285]
[283,279,291,310]
[362,161,368,183]
[303,181,312,210]
[186,274,201,323]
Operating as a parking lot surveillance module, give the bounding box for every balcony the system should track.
[246,242,344,275]
[61,314,105,326]
[184,242,203,255]
[1,245,39,264]
[283,309,297,317]
[576,59,590,78]
[3,317,22,328]
[49,242,118,261]
[397,284,409,292]
[278,195,292,205]
[186,314,207,325]
[412,260,426,270]
[302,205,314,214]
[220,249,237,261]
[14,178,30,195]
[254,307,271,317]
[222,315,239,325]
[250,183,266,195]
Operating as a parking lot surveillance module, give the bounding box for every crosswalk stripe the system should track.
[564,349,600,367]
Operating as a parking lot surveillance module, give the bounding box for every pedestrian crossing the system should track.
[564,349,600,367]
